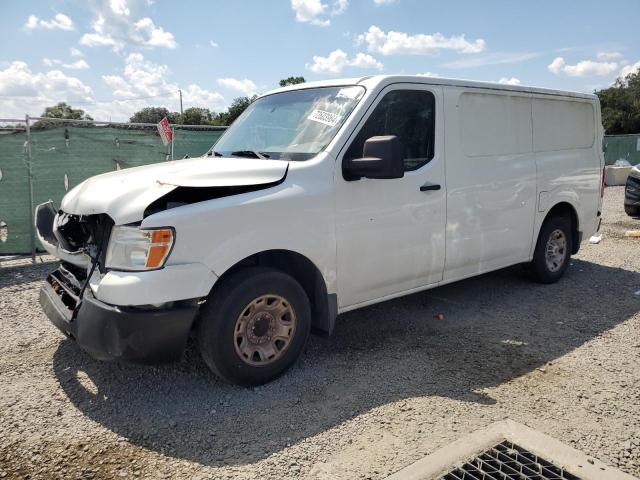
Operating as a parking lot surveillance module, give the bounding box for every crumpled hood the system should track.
[61,156,289,224]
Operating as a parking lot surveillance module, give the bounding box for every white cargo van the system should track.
[36,75,604,386]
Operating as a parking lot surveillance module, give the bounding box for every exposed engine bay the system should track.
[35,201,113,273]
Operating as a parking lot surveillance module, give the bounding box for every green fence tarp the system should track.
[0,126,224,254]
[603,134,640,166]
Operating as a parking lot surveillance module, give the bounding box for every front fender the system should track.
[140,156,338,296]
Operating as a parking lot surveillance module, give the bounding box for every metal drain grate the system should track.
[441,440,581,480]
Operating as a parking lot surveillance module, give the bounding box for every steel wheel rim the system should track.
[545,229,567,273]
[233,294,296,366]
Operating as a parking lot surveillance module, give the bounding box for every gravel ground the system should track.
[1,186,639,480]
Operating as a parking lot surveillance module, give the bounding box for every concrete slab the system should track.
[386,419,637,480]
[605,166,632,186]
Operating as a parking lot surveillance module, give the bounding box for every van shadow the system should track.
[52,259,640,466]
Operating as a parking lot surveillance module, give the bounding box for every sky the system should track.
[0,0,639,122]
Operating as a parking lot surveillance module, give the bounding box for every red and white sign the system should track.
[157,117,173,146]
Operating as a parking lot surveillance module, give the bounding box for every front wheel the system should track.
[530,216,572,284]
[197,267,311,386]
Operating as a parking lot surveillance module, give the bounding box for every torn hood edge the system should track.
[60,156,290,225]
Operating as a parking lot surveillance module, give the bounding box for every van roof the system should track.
[263,75,597,101]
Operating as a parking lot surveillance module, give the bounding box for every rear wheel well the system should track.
[543,202,580,254]
[213,250,336,335]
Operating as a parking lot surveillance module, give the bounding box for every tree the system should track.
[176,107,215,125]
[214,95,257,126]
[129,107,180,124]
[596,67,640,135]
[279,76,306,87]
[33,102,93,129]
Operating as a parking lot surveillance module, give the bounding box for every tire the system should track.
[625,204,640,218]
[530,215,572,284]
[197,267,311,386]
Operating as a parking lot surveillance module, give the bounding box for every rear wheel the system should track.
[197,267,311,386]
[530,215,572,284]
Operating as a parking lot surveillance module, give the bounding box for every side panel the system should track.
[531,96,601,251]
[443,88,537,282]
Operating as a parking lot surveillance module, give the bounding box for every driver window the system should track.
[345,90,435,171]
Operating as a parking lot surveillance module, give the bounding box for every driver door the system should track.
[334,84,446,308]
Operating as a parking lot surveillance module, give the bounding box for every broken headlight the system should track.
[105,226,174,271]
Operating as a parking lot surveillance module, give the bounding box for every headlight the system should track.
[105,226,174,271]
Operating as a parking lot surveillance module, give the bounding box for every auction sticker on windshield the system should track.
[307,109,342,127]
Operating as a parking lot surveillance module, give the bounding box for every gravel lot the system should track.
[1,186,639,479]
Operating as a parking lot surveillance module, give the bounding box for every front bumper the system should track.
[40,268,199,363]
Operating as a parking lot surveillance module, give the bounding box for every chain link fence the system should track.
[0,116,226,256]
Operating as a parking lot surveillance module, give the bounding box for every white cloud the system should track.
[0,62,92,100]
[121,53,171,96]
[498,77,521,85]
[0,54,225,121]
[308,49,348,73]
[349,52,384,70]
[133,17,176,48]
[291,0,326,23]
[97,53,225,119]
[181,84,226,107]
[24,13,74,31]
[110,0,131,16]
[80,0,176,51]
[217,78,259,96]
[102,75,134,97]
[0,61,93,117]
[548,57,618,77]
[42,58,90,70]
[417,72,439,77]
[306,49,384,74]
[209,40,219,48]
[358,25,485,56]
[374,0,397,4]
[618,60,640,82]
[597,51,623,61]
[80,16,122,50]
[290,0,348,26]
[69,47,84,58]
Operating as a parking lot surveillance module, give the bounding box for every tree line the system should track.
[596,68,640,135]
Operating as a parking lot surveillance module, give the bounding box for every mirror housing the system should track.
[343,135,404,181]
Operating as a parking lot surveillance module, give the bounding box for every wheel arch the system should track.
[539,201,580,255]
[211,249,337,335]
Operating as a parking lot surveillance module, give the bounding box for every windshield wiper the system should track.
[230,150,270,159]
[207,150,223,157]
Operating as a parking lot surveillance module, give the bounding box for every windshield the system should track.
[211,86,365,161]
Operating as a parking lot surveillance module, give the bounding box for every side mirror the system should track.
[343,135,404,181]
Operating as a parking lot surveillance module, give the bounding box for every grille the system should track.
[441,440,581,480]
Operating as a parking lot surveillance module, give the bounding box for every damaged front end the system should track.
[35,201,113,271]
[35,200,114,325]
[35,200,199,363]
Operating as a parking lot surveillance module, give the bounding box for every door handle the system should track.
[420,182,441,192]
